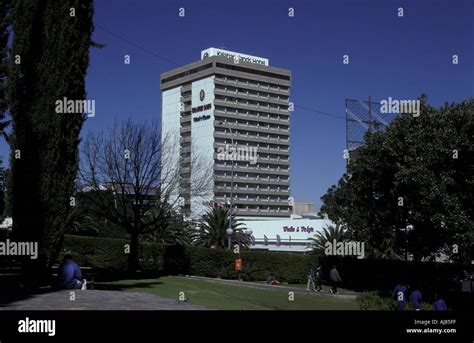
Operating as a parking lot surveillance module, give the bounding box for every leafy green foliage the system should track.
[321,96,473,263]
[357,291,432,310]
[357,292,397,310]
[7,1,94,279]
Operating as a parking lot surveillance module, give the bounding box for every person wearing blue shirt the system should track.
[57,254,87,290]
[432,294,448,311]
[410,289,423,311]
[392,282,408,310]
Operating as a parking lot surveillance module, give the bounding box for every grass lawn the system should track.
[95,276,359,310]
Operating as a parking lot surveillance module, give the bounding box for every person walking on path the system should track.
[329,265,342,294]
[315,266,323,292]
[306,265,316,292]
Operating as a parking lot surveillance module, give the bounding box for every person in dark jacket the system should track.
[329,266,342,294]
[57,254,87,290]
[410,288,423,311]
[315,266,323,292]
[392,282,408,310]
[432,294,448,311]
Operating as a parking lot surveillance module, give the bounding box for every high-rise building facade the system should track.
[161,48,291,219]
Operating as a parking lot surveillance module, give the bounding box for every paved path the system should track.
[183,276,358,299]
[0,290,208,310]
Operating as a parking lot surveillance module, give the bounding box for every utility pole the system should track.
[368,96,372,132]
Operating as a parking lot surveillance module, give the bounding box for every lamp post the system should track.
[226,228,233,250]
[405,224,413,261]
[219,120,235,251]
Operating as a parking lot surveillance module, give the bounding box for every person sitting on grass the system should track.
[266,273,280,286]
[57,254,87,290]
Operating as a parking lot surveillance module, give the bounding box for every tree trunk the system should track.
[127,230,140,273]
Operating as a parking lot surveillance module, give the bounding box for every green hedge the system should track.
[62,235,129,270]
[184,247,319,283]
[62,235,319,283]
[62,235,165,271]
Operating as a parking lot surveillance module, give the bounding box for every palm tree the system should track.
[309,224,347,254]
[194,205,251,249]
[371,238,401,260]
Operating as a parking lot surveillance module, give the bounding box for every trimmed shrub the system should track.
[184,246,319,283]
[62,235,128,270]
[62,235,164,271]
[357,292,397,310]
[357,291,433,311]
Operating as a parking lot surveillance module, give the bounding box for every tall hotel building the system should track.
[161,48,291,219]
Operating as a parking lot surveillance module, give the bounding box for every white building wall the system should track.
[161,86,182,205]
[190,76,215,218]
[240,218,335,253]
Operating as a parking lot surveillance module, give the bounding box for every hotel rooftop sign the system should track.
[201,47,269,66]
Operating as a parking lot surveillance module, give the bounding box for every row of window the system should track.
[215,63,290,81]
[215,160,289,171]
[215,127,289,141]
[214,170,289,181]
[214,148,289,161]
[161,63,213,84]
[215,182,289,191]
[215,84,289,102]
[214,106,289,122]
[215,116,289,131]
[215,94,289,111]
[161,62,290,88]
[215,138,289,152]
[215,193,289,202]
[215,74,289,91]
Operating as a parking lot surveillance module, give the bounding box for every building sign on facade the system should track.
[201,47,269,66]
[282,226,314,233]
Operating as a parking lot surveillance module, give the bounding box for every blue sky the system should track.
[1,0,472,210]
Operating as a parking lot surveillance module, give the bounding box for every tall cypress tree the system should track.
[8,1,94,282]
[0,0,10,138]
